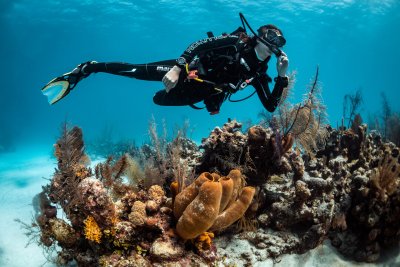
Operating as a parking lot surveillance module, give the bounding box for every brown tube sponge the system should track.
[209,186,255,232]
[226,169,243,207]
[176,180,222,240]
[219,176,234,213]
[211,173,221,181]
[173,172,213,219]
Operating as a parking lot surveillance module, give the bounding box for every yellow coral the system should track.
[195,232,214,251]
[84,216,102,243]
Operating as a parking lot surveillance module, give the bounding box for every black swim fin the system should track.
[41,62,91,105]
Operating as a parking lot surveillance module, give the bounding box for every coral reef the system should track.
[24,117,400,266]
[197,120,399,262]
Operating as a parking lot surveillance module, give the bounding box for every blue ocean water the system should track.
[1,0,399,150]
[0,1,399,265]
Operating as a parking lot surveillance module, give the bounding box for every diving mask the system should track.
[262,29,286,48]
[257,28,286,57]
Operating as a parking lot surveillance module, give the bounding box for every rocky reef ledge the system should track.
[24,120,399,266]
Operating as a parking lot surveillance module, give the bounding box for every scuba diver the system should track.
[42,13,289,115]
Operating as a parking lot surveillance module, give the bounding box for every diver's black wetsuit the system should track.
[84,34,288,114]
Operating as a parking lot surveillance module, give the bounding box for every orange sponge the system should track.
[173,172,213,219]
[226,169,243,207]
[219,176,234,213]
[209,186,255,232]
[176,179,222,240]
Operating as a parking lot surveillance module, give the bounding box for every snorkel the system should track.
[239,13,285,57]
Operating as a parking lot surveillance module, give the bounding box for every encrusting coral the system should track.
[83,216,102,244]
[49,218,78,248]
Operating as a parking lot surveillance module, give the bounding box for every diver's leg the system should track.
[84,60,176,81]
[153,81,213,106]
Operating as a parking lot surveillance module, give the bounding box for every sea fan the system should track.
[370,151,400,202]
[51,123,90,222]
[278,66,329,155]
[95,154,129,198]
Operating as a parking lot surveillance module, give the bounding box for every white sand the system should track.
[0,148,56,267]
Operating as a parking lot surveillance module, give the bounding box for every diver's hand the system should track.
[277,51,289,77]
[162,65,181,93]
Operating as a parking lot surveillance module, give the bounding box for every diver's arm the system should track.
[176,35,240,67]
[252,74,288,113]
